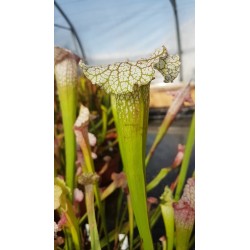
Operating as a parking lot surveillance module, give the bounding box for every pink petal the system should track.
[74,188,84,202]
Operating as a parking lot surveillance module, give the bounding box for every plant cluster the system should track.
[54,46,195,250]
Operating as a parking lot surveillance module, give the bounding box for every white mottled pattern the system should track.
[155,55,181,83]
[79,46,181,95]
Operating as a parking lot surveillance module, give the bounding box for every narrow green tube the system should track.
[85,184,101,250]
[160,187,174,250]
[58,86,77,194]
[74,105,110,250]
[175,112,195,200]
[127,194,134,250]
[65,200,82,250]
[111,85,154,250]
[54,47,78,195]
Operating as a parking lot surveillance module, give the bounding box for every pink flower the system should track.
[172,144,185,168]
[74,188,84,203]
[88,132,97,147]
[147,197,158,205]
[147,197,158,211]
[111,172,127,189]
[57,213,67,229]
[159,235,166,242]
[91,152,97,159]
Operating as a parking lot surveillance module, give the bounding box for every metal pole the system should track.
[54,23,71,31]
[170,0,183,81]
[54,1,87,62]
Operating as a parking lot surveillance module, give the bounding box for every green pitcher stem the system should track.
[175,112,195,200]
[58,86,77,195]
[175,228,192,250]
[65,200,82,250]
[85,184,101,250]
[111,84,154,249]
[78,129,110,250]
[127,194,134,250]
[160,188,174,250]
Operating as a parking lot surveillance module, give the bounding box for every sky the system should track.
[54,0,194,82]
